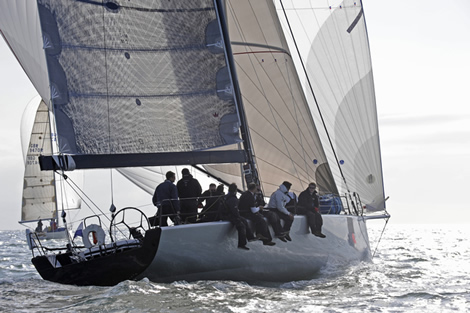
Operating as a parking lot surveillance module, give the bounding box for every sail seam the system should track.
[248,125,314,179]
[227,1,303,188]
[76,1,214,13]
[231,59,318,175]
[283,55,310,186]
[231,55,319,171]
[68,90,216,98]
[60,44,209,53]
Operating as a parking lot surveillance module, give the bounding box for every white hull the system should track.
[33,229,68,240]
[139,215,371,283]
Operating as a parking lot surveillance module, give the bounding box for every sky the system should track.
[0,0,469,230]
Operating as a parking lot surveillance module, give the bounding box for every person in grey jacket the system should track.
[267,181,295,241]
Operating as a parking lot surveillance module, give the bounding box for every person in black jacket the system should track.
[152,171,181,226]
[198,183,222,222]
[219,183,256,250]
[297,183,326,238]
[238,183,275,246]
[177,168,202,223]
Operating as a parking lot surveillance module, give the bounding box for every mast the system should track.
[214,0,260,188]
[47,109,60,225]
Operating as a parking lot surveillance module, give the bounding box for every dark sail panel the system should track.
[37,0,242,158]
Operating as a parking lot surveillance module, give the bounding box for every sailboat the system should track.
[0,0,390,285]
[20,98,83,240]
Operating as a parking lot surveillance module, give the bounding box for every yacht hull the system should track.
[31,228,161,286]
[138,215,370,283]
[34,228,68,240]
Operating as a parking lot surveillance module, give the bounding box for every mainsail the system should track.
[20,99,82,225]
[2,0,248,170]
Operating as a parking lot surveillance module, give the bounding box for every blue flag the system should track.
[73,222,83,238]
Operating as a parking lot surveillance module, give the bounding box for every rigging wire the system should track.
[372,215,390,258]
[109,168,115,210]
[46,104,61,223]
[101,5,116,211]
[58,172,112,224]
[102,5,112,156]
[58,173,135,242]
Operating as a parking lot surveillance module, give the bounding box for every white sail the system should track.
[20,100,56,223]
[204,0,336,197]
[275,0,385,211]
[0,1,50,103]
[117,167,168,196]
[20,100,82,225]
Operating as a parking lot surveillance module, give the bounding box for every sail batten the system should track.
[231,41,291,55]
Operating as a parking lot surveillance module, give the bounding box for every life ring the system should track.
[82,224,106,248]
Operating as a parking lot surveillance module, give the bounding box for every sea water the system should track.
[0,223,469,312]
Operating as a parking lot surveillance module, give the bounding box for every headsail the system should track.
[276,0,386,210]
[204,0,337,196]
[0,1,50,103]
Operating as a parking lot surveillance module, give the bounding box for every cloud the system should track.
[380,114,470,127]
